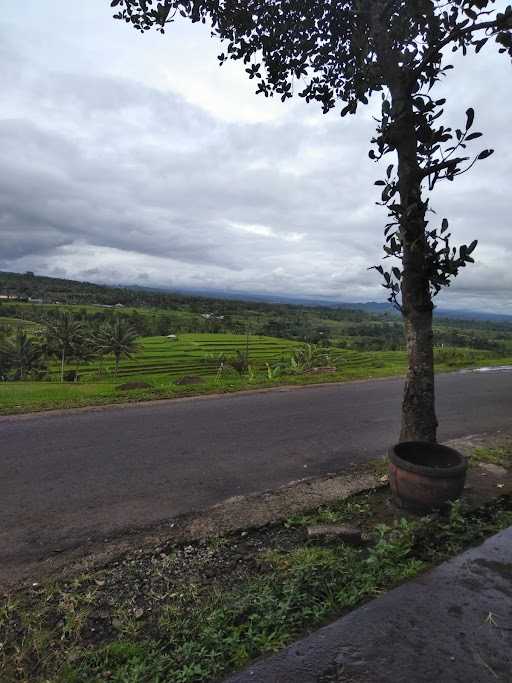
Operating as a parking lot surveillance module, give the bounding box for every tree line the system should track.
[0,314,138,382]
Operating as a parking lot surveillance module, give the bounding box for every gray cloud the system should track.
[0,3,511,312]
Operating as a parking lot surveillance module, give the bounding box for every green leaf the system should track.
[465,108,475,130]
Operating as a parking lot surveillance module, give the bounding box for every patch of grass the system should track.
[473,443,512,468]
[368,456,390,478]
[2,491,512,683]
[285,491,374,528]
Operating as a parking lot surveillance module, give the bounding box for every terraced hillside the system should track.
[60,334,299,381]
[48,334,501,383]
[0,317,43,332]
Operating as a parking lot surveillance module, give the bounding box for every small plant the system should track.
[265,362,281,380]
[273,343,343,376]
[226,350,250,377]
[204,352,227,381]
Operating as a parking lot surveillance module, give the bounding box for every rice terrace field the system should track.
[1,327,511,415]
[0,333,306,413]
[70,333,298,381]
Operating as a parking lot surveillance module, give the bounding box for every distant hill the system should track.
[1,270,511,324]
[138,285,512,323]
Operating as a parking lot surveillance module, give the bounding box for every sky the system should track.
[1,1,511,312]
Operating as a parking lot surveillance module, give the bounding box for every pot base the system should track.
[389,442,467,513]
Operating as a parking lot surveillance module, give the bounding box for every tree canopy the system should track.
[114,1,512,112]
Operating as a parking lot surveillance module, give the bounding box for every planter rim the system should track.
[389,441,467,479]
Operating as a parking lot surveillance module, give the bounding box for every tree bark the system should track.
[392,91,438,443]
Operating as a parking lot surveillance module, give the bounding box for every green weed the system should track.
[473,444,512,468]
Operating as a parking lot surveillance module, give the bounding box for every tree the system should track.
[94,318,139,374]
[113,0,512,442]
[1,328,46,380]
[0,327,14,379]
[67,323,98,381]
[46,313,84,382]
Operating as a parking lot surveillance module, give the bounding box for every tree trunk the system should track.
[61,348,65,383]
[368,2,437,443]
[393,91,438,443]
[400,297,437,442]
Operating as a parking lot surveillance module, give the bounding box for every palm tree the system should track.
[45,313,84,383]
[68,324,98,380]
[2,328,45,380]
[94,318,138,375]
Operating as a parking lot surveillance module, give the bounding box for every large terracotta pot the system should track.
[389,441,467,512]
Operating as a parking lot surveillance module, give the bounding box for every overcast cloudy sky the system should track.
[1,1,510,311]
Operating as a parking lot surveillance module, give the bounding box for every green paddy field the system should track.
[1,332,510,415]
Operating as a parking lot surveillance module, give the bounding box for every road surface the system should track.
[1,370,511,572]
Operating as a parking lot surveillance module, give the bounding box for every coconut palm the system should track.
[94,318,139,375]
[1,328,45,380]
[45,313,84,382]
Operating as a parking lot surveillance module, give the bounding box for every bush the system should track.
[116,381,152,391]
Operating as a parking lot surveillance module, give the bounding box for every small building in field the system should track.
[201,313,225,320]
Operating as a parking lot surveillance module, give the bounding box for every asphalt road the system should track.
[1,369,511,571]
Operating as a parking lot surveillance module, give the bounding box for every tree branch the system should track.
[414,18,502,75]
[420,157,469,178]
